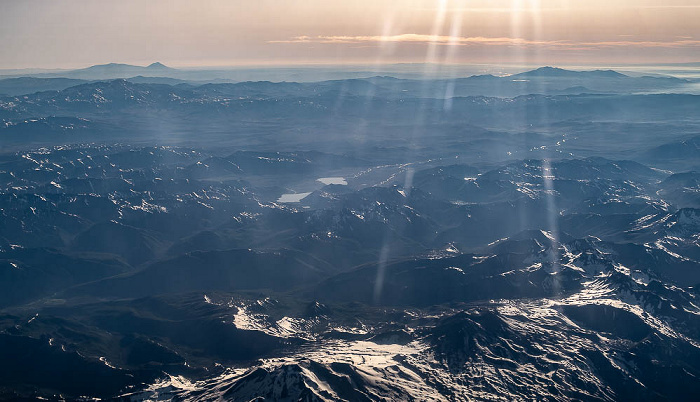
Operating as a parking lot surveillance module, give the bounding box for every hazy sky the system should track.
[1,0,699,69]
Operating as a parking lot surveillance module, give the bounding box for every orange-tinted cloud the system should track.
[270,34,700,50]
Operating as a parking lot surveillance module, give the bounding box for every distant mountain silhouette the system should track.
[80,62,173,71]
[512,66,628,78]
[147,62,171,69]
[63,62,176,79]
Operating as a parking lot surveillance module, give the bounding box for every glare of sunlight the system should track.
[373,244,391,304]
[425,0,448,69]
[542,159,561,294]
[443,1,465,111]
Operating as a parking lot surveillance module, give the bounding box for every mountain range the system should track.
[0,64,693,97]
[0,65,699,400]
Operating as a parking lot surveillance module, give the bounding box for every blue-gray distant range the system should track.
[1,62,699,97]
[0,62,699,401]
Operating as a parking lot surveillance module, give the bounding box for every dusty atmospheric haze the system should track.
[1,1,700,401]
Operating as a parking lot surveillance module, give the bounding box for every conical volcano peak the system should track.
[147,62,169,69]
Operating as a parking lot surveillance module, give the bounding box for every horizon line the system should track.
[2,60,700,72]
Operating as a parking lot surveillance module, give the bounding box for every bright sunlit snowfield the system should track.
[1,1,699,400]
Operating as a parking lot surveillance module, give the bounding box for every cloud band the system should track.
[270,34,700,50]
